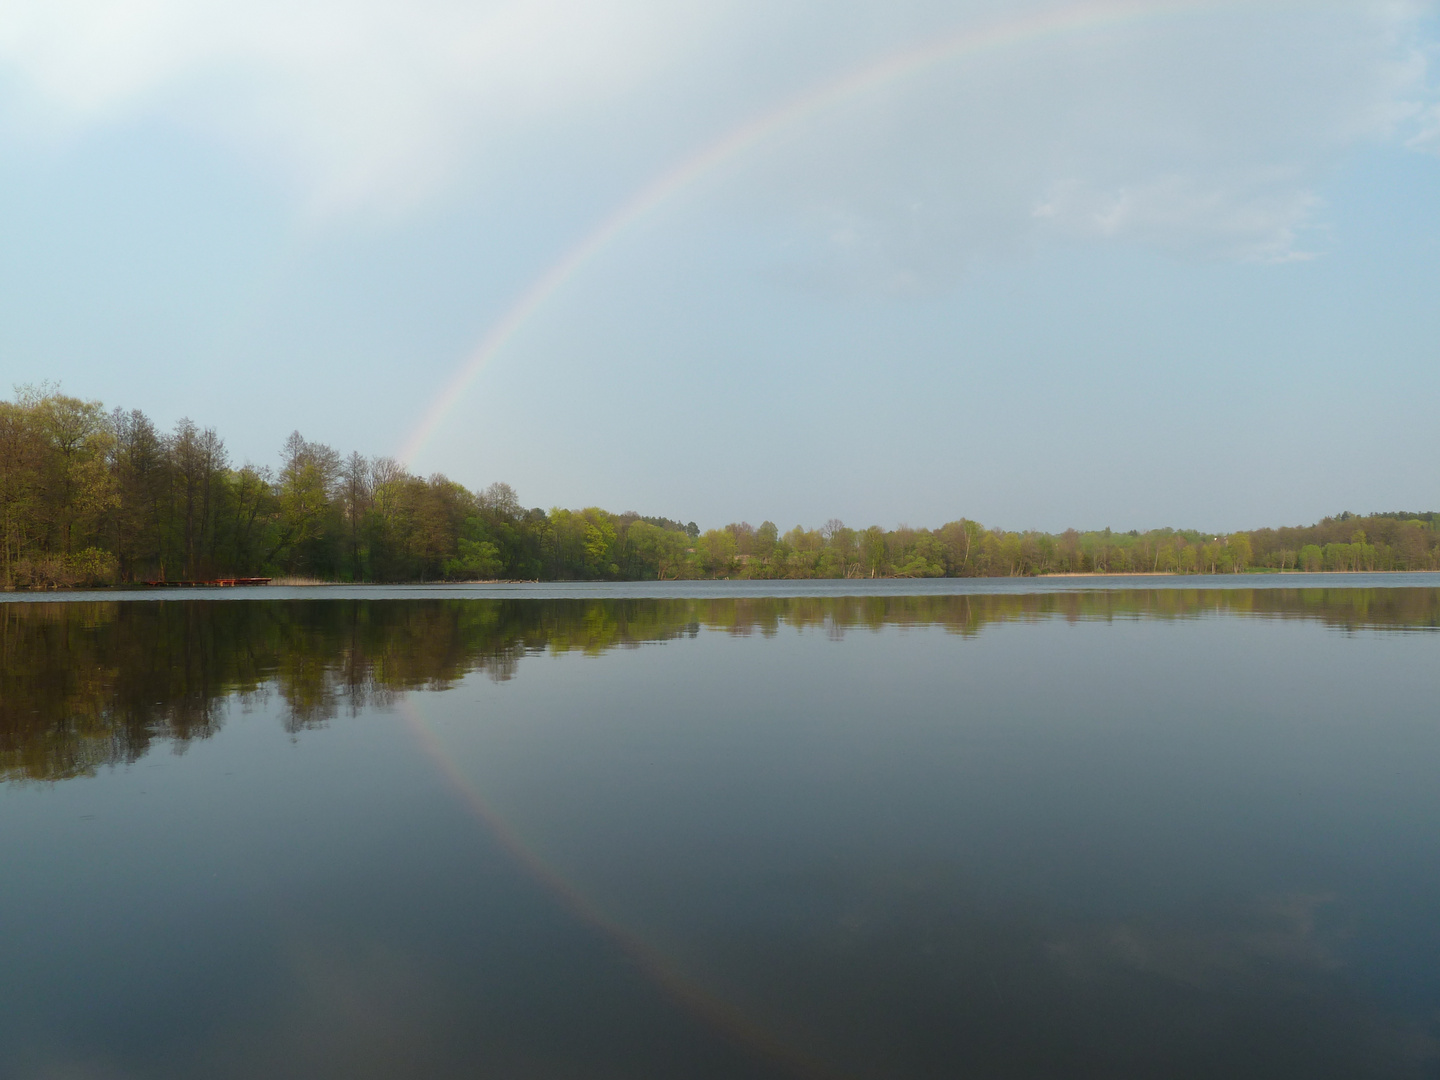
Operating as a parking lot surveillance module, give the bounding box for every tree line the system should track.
[3,388,1438,587]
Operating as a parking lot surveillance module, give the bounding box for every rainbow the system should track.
[400,697,842,1077]
[397,0,1270,466]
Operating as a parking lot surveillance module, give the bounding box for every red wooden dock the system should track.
[142,577,272,588]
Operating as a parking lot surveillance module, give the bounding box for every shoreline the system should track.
[7,568,1440,594]
[1035,569,1440,578]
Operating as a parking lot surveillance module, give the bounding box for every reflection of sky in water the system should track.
[1,594,1438,1078]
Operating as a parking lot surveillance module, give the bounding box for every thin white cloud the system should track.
[1032,174,1324,263]
[0,0,727,212]
[743,1,1437,279]
[0,0,1433,259]
[1408,102,1440,151]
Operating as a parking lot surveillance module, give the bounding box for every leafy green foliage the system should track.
[2,388,1438,586]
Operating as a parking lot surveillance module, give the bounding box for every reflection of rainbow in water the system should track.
[399,697,840,1079]
[398,0,1268,466]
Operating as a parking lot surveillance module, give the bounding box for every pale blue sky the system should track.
[1,0,1437,532]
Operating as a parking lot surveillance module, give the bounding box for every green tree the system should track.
[444,538,504,580]
[626,521,690,580]
[274,431,341,575]
[1224,532,1252,573]
[692,528,738,577]
[32,392,117,556]
[860,526,889,577]
[582,509,618,578]
[110,409,169,581]
[0,401,41,588]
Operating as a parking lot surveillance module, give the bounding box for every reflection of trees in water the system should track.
[4,589,1438,781]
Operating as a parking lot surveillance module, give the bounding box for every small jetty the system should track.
[142,577,273,588]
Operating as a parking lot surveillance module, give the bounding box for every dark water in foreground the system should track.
[3,588,1439,1079]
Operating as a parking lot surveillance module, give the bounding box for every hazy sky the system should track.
[1,0,1437,531]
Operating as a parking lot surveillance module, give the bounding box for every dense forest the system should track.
[3,388,1439,587]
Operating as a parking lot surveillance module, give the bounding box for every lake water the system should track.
[3,584,1439,1078]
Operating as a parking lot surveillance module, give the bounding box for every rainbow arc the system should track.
[398,0,1274,466]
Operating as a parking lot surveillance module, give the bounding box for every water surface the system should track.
[10,569,1440,604]
[3,588,1438,1078]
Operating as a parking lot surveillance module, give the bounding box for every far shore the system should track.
[1035,569,1440,578]
[8,569,1440,593]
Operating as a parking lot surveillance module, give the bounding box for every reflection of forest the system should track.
[5,589,1438,782]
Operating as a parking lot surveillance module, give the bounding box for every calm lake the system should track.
[3,582,1439,1078]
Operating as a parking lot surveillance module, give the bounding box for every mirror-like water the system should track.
[3,589,1438,1078]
